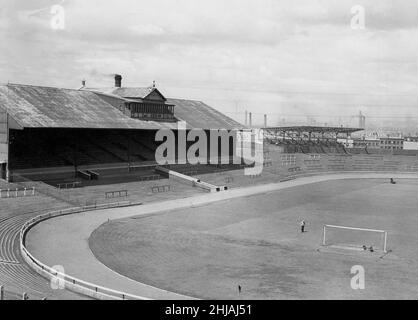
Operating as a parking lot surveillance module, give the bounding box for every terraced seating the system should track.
[64,177,205,206]
[275,140,351,154]
[0,193,82,299]
[9,129,160,170]
[347,148,368,154]
[86,135,127,163]
[0,223,82,300]
[10,155,68,170]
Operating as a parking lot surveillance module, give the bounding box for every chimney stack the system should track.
[115,74,122,87]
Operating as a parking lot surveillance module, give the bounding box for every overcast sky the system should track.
[1,0,418,126]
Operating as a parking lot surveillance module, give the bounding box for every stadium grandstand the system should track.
[0,75,244,187]
[263,125,363,154]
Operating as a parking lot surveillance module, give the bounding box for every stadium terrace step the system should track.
[327,165,345,170]
[0,208,83,299]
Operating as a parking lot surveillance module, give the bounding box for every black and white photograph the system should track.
[1,0,418,311]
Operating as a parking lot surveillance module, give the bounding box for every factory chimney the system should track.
[115,74,122,87]
[359,110,366,128]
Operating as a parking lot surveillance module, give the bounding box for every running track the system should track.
[0,211,84,299]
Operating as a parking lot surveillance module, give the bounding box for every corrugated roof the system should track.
[167,98,243,130]
[0,84,243,130]
[264,126,363,134]
[84,87,160,100]
[0,84,157,129]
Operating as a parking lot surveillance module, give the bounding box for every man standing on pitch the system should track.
[300,220,306,233]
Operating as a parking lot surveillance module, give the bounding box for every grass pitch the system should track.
[89,178,418,299]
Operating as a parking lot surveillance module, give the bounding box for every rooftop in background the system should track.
[263,126,363,134]
[380,137,404,140]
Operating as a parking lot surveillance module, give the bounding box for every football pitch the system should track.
[89,178,418,299]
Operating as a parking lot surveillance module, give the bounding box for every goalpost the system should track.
[322,224,388,253]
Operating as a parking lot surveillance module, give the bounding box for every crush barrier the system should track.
[151,185,171,193]
[0,187,35,198]
[57,182,81,189]
[105,190,129,199]
[0,285,47,300]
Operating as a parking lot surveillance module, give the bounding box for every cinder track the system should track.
[0,213,85,299]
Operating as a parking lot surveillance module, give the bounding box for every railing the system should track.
[19,201,151,300]
[105,190,129,199]
[57,181,81,189]
[0,187,35,198]
[0,285,38,300]
[151,185,171,193]
[13,174,79,205]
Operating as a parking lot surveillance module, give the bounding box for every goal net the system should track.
[322,224,388,253]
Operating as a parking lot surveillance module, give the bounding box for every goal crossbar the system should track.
[322,224,388,253]
[324,224,386,233]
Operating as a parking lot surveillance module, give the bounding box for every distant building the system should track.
[343,136,405,151]
[404,136,418,142]
[348,137,380,149]
[359,138,379,149]
[337,138,353,148]
[404,136,418,150]
[358,111,366,129]
[380,137,404,150]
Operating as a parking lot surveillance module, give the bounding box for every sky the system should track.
[1,0,418,128]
